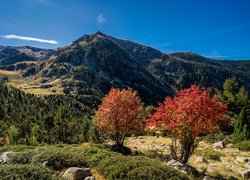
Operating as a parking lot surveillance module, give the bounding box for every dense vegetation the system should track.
[0,144,188,180]
[0,82,96,145]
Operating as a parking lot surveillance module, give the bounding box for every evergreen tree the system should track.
[233,107,250,143]
[43,114,55,144]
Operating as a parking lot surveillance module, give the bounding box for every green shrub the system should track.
[0,164,56,180]
[202,133,225,143]
[32,148,87,170]
[203,149,222,161]
[144,149,159,158]
[83,146,114,167]
[8,150,38,164]
[235,140,250,151]
[0,145,35,154]
[97,155,188,180]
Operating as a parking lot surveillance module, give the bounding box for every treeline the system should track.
[0,77,249,147]
[0,82,95,145]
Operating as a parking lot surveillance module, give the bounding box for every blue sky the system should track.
[0,0,250,59]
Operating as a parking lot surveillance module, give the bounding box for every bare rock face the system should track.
[212,141,224,149]
[62,167,91,180]
[0,151,14,164]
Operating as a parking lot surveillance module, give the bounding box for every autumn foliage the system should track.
[146,85,227,163]
[94,88,146,147]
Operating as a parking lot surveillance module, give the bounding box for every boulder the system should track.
[212,141,224,149]
[62,167,91,180]
[236,156,249,163]
[240,169,250,179]
[0,151,13,164]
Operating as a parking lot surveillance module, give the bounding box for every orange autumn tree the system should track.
[146,85,227,163]
[94,88,146,147]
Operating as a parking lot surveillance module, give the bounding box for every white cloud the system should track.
[96,14,106,25]
[2,34,58,44]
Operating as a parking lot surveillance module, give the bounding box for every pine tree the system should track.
[233,108,250,143]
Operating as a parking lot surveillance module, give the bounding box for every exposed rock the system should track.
[229,165,245,174]
[226,143,234,148]
[196,156,207,163]
[42,161,48,166]
[84,176,95,180]
[212,141,224,149]
[203,176,213,180]
[245,162,250,168]
[62,167,91,180]
[240,169,250,179]
[167,159,183,167]
[206,167,215,174]
[236,156,248,163]
[0,151,13,164]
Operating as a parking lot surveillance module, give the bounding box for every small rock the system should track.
[245,162,250,168]
[167,159,183,166]
[234,148,240,153]
[227,143,234,148]
[212,141,224,149]
[210,163,217,167]
[166,159,184,171]
[240,169,250,179]
[42,161,48,166]
[0,151,13,164]
[206,167,215,174]
[196,156,207,163]
[62,167,91,180]
[203,175,212,180]
[230,165,245,174]
[84,176,95,180]
[237,156,248,163]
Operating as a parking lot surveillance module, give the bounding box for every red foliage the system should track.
[94,88,146,146]
[146,85,228,139]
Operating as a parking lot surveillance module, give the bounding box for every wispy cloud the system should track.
[96,14,106,29]
[2,34,58,44]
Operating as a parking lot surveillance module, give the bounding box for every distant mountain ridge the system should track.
[1,32,250,105]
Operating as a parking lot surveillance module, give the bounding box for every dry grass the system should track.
[0,70,63,95]
[125,136,250,179]
[91,168,105,180]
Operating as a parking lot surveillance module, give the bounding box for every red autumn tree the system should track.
[94,88,146,147]
[146,85,227,163]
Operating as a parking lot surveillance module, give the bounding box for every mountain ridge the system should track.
[1,32,250,105]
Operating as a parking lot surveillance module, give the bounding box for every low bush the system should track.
[235,140,250,151]
[203,149,222,161]
[97,155,188,180]
[0,164,56,180]
[8,150,38,164]
[83,145,115,167]
[32,148,87,170]
[0,145,35,154]
[202,133,225,143]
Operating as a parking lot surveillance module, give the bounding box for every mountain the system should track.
[0,45,56,70]
[3,32,250,105]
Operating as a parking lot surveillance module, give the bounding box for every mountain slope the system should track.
[0,45,55,70]
[5,32,250,105]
